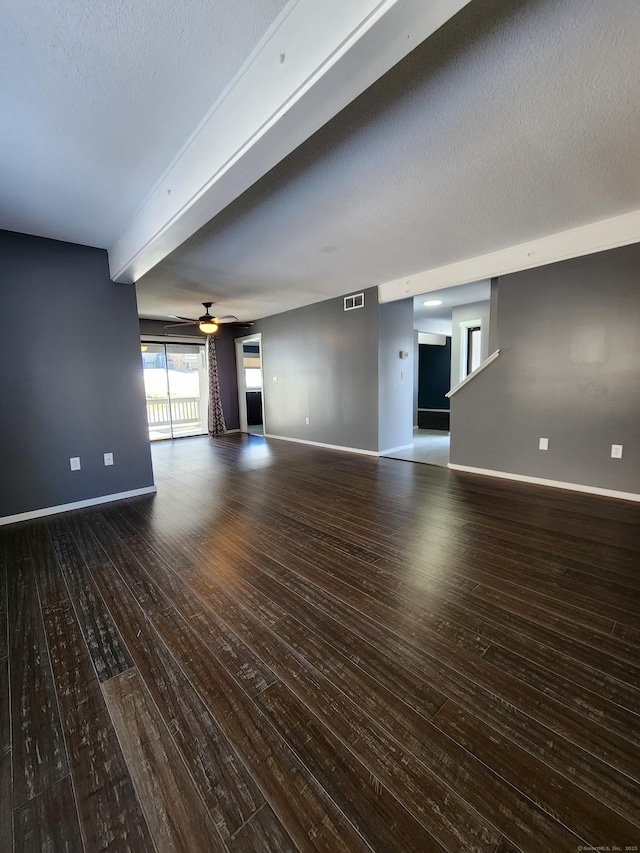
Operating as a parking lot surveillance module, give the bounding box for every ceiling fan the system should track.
[164,302,254,335]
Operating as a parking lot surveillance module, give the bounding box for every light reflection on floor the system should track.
[238,432,272,470]
[383,429,450,467]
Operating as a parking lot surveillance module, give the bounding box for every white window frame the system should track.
[458,318,483,381]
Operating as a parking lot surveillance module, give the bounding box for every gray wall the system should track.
[378,299,414,452]
[0,230,154,518]
[139,319,240,430]
[450,300,491,387]
[252,288,379,451]
[450,243,640,493]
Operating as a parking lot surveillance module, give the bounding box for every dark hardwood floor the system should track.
[2,433,639,852]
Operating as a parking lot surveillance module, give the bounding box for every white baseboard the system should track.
[0,485,158,527]
[224,429,241,434]
[264,433,379,457]
[379,444,413,455]
[447,464,640,503]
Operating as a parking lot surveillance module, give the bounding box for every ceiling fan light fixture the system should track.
[199,321,219,334]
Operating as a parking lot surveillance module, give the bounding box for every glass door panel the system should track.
[142,343,207,440]
[142,343,172,440]
[166,344,208,438]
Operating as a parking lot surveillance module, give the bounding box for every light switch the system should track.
[538,437,549,451]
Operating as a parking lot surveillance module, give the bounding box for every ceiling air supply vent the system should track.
[344,293,364,311]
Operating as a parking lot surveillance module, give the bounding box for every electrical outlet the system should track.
[611,444,623,459]
[538,437,549,451]
[70,457,81,471]
[272,376,278,383]
[305,417,310,425]
[104,452,114,466]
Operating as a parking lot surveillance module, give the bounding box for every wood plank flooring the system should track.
[2,433,640,852]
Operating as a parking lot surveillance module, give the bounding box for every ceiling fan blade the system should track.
[213,316,254,327]
[162,306,253,331]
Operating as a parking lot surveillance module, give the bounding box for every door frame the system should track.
[235,333,265,434]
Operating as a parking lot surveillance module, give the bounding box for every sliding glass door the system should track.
[141,343,208,440]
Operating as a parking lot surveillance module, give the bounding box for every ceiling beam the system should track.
[109,0,471,283]
[378,208,640,302]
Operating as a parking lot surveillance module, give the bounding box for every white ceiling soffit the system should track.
[109,0,471,284]
[379,207,640,303]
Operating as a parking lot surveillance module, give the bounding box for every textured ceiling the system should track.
[135,0,640,322]
[0,0,287,247]
[3,0,640,325]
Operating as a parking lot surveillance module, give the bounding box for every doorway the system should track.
[141,342,208,441]
[235,334,265,436]
[383,280,492,467]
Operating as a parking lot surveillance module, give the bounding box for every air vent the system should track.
[344,293,364,311]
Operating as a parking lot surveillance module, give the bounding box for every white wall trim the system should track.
[447,464,640,503]
[0,486,158,527]
[446,349,500,398]
[378,208,640,302]
[264,433,379,456]
[379,443,413,455]
[236,332,264,434]
[141,333,206,345]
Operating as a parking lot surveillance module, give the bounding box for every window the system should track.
[244,367,262,389]
[467,326,482,375]
[459,319,483,381]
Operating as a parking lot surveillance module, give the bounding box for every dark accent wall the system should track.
[139,319,239,430]
[418,340,451,410]
[209,328,240,431]
[250,288,379,451]
[450,243,640,494]
[0,230,154,518]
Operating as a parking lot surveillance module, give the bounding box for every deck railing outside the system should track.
[146,396,200,427]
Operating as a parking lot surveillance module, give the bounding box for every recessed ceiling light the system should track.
[423,299,443,307]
